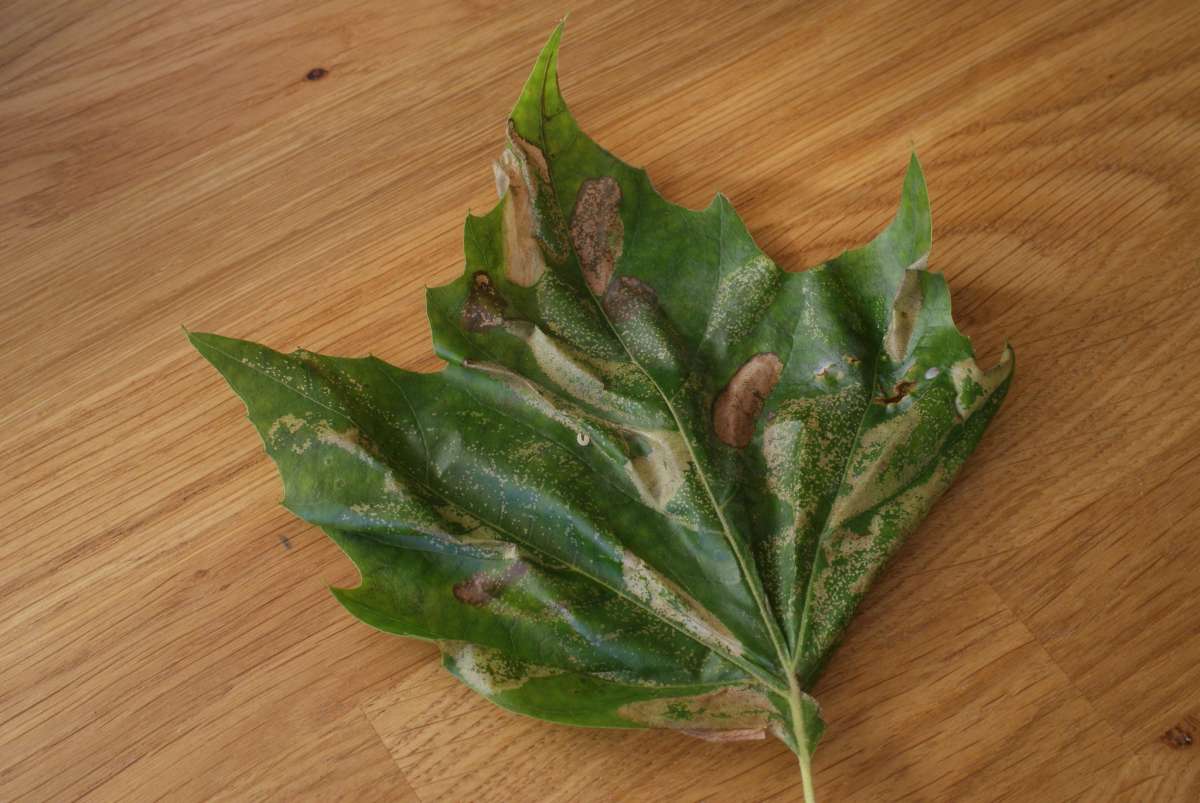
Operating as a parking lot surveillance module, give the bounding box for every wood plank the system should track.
[2,0,1198,799]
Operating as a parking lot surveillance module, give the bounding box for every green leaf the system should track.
[190,23,1011,800]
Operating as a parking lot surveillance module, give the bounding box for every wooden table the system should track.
[4,1,1198,800]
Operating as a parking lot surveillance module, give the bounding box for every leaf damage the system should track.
[617,685,775,734]
[713,353,784,448]
[603,275,657,323]
[884,269,924,364]
[453,561,529,606]
[463,271,507,331]
[570,176,624,295]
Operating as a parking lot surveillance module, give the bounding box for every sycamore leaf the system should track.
[190,23,1012,801]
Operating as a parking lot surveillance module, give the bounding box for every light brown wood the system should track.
[3,1,1199,800]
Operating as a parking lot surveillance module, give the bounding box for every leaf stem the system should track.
[787,674,817,803]
[797,753,816,803]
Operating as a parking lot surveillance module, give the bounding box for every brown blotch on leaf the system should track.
[875,380,916,405]
[713,353,784,448]
[570,176,624,295]
[462,271,506,332]
[885,270,923,363]
[500,121,569,265]
[506,120,550,183]
[603,276,657,323]
[494,152,547,287]
[453,561,528,606]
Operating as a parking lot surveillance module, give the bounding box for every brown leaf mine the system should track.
[462,272,507,332]
[495,121,569,270]
[713,353,784,448]
[507,120,550,183]
[874,380,916,405]
[495,152,547,287]
[617,686,774,733]
[885,270,923,363]
[570,176,624,295]
[602,276,657,323]
[453,561,528,606]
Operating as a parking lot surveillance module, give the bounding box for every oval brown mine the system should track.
[570,176,623,295]
[713,353,784,448]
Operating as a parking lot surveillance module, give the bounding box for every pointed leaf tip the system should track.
[510,22,568,145]
[877,150,932,265]
[904,151,928,209]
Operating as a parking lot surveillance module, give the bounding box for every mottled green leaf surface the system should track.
[190,24,1012,798]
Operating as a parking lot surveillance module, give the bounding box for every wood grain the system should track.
[3,1,1199,800]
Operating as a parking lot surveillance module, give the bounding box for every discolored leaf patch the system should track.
[885,268,924,363]
[875,380,916,405]
[713,353,784,448]
[618,685,776,735]
[493,133,552,287]
[453,561,529,606]
[462,272,507,331]
[603,275,657,323]
[571,176,624,295]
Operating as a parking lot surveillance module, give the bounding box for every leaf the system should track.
[190,23,1012,800]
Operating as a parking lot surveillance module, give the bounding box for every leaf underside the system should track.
[191,24,1012,772]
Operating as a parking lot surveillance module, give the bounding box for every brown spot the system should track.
[602,276,656,323]
[500,121,569,265]
[713,353,784,448]
[305,67,328,81]
[885,270,923,363]
[1164,720,1196,749]
[874,380,916,405]
[507,120,550,183]
[494,151,547,287]
[462,271,506,332]
[570,177,624,295]
[453,561,528,606]
[845,354,861,366]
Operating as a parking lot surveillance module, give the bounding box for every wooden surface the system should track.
[3,1,1199,800]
